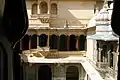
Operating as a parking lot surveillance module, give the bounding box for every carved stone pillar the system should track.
[76,36,79,51]
[113,51,117,78]
[105,45,109,64]
[37,35,39,47]
[114,42,119,79]
[107,50,111,66]
[98,48,102,62]
[38,1,41,14]
[47,33,49,48]
[47,0,50,14]
[29,35,31,50]
[38,1,40,14]
[67,35,69,51]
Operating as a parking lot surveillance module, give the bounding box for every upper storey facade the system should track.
[26,0,104,28]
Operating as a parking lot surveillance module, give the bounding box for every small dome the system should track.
[110,3,113,9]
[95,8,109,21]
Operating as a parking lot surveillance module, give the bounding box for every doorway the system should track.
[38,65,52,80]
[66,66,79,80]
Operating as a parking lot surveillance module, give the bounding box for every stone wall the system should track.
[23,63,87,80]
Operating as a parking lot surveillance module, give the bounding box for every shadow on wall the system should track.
[50,1,95,27]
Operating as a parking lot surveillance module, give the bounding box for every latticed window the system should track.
[51,3,57,14]
[32,3,37,14]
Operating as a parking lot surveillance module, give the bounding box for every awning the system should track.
[87,33,119,41]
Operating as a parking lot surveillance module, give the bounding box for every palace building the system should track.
[17,0,119,80]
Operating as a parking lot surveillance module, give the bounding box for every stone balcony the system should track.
[21,48,86,59]
[30,14,57,23]
[37,14,50,23]
[29,18,50,28]
[30,14,50,23]
[29,14,88,29]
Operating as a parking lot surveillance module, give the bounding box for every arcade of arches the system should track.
[24,64,86,80]
[21,34,86,51]
[32,1,58,15]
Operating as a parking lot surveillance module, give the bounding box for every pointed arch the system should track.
[39,34,48,47]
[101,45,107,62]
[69,35,77,51]
[51,3,57,14]
[59,35,67,51]
[50,34,58,49]
[40,1,48,14]
[78,35,86,51]
[32,3,38,14]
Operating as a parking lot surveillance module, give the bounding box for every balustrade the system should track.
[29,15,87,28]
[22,49,86,58]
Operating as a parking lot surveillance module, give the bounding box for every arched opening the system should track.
[50,34,58,49]
[59,35,67,51]
[22,35,29,50]
[101,45,107,62]
[38,65,52,80]
[39,34,48,47]
[79,35,86,51]
[32,3,37,14]
[40,1,48,14]
[31,34,37,49]
[69,35,77,51]
[51,3,57,14]
[66,66,79,80]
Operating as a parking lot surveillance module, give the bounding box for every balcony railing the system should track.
[22,49,86,58]
[30,14,50,23]
[30,14,57,23]
[29,18,50,28]
[96,62,109,72]
[29,14,88,28]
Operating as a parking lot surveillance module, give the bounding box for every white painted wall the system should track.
[26,1,32,18]
[57,1,95,19]
[86,39,94,61]
[87,39,97,64]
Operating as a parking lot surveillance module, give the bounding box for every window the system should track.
[40,1,48,14]
[51,3,57,14]
[32,3,37,14]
